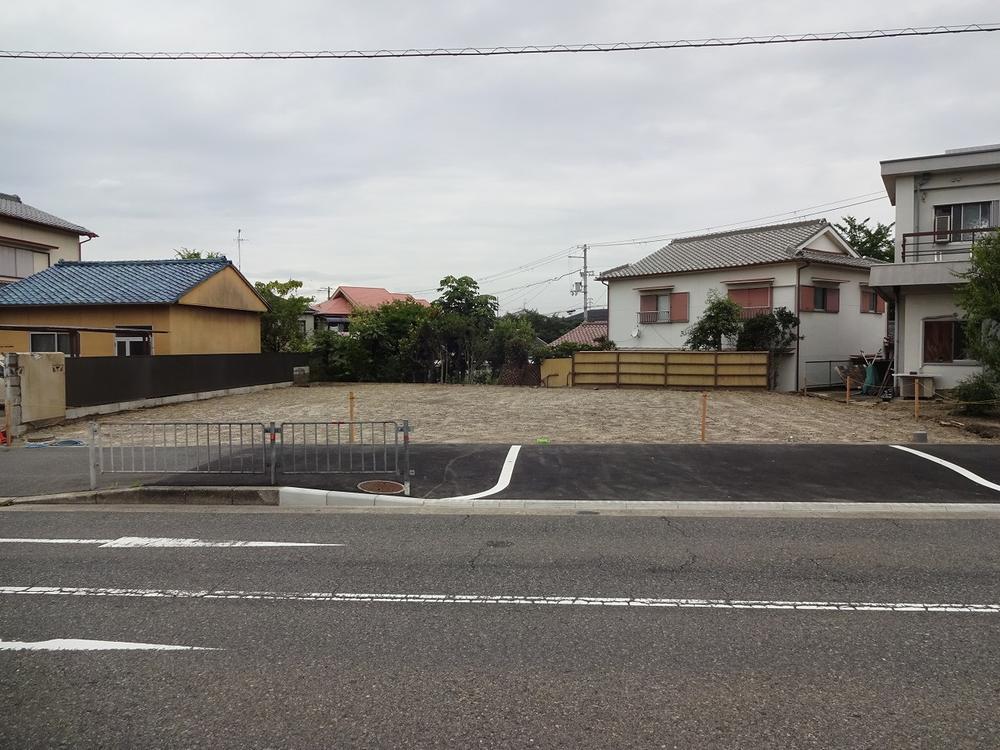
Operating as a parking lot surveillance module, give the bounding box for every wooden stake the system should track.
[846,376,851,404]
[349,390,356,443]
[914,378,920,419]
[700,392,708,442]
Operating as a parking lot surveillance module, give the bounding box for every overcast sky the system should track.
[3,1,998,313]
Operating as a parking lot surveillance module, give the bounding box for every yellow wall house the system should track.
[0,258,267,356]
[1,192,98,285]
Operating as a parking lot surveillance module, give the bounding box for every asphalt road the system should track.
[3,442,1000,503]
[2,507,1000,747]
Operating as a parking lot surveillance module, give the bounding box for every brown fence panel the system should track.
[65,352,309,408]
[573,350,769,389]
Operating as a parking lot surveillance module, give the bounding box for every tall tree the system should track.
[835,216,894,263]
[433,276,498,382]
[254,279,312,352]
[957,231,1000,373]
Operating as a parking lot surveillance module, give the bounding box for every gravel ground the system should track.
[33,383,995,444]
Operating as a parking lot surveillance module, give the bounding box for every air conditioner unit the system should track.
[933,214,951,243]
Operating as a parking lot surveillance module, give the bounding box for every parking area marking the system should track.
[2,585,998,615]
[0,637,215,651]
[444,444,522,501]
[891,445,1000,493]
[0,537,343,548]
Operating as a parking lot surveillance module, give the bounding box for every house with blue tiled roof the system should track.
[0,258,268,357]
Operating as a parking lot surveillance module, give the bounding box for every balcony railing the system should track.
[637,311,670,324]
[901,226,999,262]
[738,306,772,320]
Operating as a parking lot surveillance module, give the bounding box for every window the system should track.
[29,332,72,355]
[923,320,970,363]
[934,202,994,242]
[727,287,772,319]
[298,319,307,336]
[799,285,839,313]
[860,288,885,314]
[115,325,153,357]
[0,244,48,280]
[637,291,689,323]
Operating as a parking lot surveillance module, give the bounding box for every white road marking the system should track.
[0,537,343,548]
[445,445,522,501]
[1,585,997,614]
[891,445,1000,493]
[0,637,215,651]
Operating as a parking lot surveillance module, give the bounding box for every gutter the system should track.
[794,258,811,391]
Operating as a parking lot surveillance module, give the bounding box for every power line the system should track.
[587,195,887,249]
[3,23,996,60]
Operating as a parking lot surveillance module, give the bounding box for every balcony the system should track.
[637,311,670,324]
[737,306,772,320]
[900,226,999,262]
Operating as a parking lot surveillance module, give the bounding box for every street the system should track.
[2,507,999,747]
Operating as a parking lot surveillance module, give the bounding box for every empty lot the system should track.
[35,383,990,444]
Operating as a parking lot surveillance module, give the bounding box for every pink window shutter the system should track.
[639,295,657,312]
[670,292,689,323]
[747,287,770,309]
[875,295,886,314]
[799,285,814,312]
[860,290,869,313]
[827,288,840,313]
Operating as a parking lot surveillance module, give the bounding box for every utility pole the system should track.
[234,228,248,269]
[569,244,593,321]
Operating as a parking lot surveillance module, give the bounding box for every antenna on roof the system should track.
[234,228,248,269]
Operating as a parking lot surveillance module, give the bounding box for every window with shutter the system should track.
[670,292,689,323]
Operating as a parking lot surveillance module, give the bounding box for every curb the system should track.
[276,487,1000,519]
[3,486,278,506]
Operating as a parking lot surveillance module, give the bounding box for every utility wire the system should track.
[2,23,996,60]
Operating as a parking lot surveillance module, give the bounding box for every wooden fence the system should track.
[571,350,770,389]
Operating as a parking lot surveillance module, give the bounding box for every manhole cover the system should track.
[357,480,406,495]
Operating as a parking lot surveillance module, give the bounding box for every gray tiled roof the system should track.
[0,259,230,306]
[598,220,880,279]
[0,193,97,237]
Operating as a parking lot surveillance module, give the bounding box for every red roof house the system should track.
[312,285,430,332]
[549,321,609,346]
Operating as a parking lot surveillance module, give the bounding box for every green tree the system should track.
[254,279,312,352]
[487,316,538,377]
[957,230,1000,373]
[433,276,498,382]
[835,216,894,263]
[505,309,577,343]
[174,248,225,259]
[736,307,802,388]
[683,290,743,351]
[350,300,437,381]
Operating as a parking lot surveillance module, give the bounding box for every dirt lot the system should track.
[34,383,997,444]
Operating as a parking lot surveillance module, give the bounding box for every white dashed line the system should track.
[0,537,343,548]
[1,585,997,614]
[891,445,1000,493]
[0,637,216,651]
[444,445,522,501]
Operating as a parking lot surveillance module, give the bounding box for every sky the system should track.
[2,1,998,314]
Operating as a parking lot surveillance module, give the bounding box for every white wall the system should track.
[606,262,885,391]
[897,289,981,389]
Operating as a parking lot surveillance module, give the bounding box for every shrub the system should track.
[949,371,1000,417]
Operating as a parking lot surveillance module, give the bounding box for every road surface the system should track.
[2,506,999,747]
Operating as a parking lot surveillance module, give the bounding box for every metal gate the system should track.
[89,419,410,491]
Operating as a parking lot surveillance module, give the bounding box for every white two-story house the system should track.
[870,145,1000,390]
[599,219,887,391]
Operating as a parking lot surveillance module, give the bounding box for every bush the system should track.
[949,371,1000,417]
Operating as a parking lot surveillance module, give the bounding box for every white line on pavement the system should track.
[444,445,522,501]
[2,585,998,614]
[0,537,344,548]
[0,637,216,651]
[891,445,1000,493]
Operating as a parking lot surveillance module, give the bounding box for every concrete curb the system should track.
[3,486,278,506]
[275,487,1000,519]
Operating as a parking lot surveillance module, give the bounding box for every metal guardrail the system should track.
[901,226,998,262]
[88,419,411,491]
